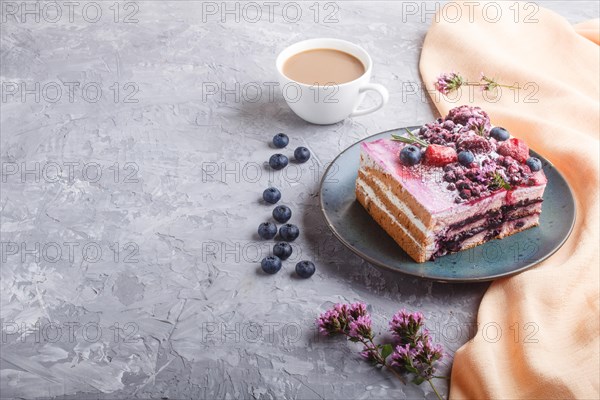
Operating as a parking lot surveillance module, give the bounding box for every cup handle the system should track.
[349,83,390,118]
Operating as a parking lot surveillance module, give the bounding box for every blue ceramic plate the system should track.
[319,127,576,282]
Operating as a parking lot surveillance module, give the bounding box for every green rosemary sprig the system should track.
[474,125,486,137]
[490,172,511,190]
[391,128,429,147]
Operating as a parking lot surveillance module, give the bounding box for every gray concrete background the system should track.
[1,1,597,399]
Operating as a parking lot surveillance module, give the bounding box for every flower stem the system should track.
[427,378,444,400]
[463,82,520,90]
[366,338,384,362]
[341,333,384,365]
[343,333,407,384]
[362,337,386,365]
[364,337,408,384]
[499,84,521,90]
[385,362,407,384]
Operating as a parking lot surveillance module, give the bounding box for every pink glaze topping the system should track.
[361,138,547,215]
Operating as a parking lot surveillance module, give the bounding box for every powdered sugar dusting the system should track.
[361,139,465,213]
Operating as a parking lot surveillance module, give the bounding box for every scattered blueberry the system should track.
[490,127,510,141]
[273,242,293,260]
[272,133,289,148]
[269,154,289,170]
[279,223,300,241]
[295,261,315,278]
[261,256,282,274]
[526,156,542,172]
[262,187,281,204]
[272,205,292,223]
[399,145,422,166]
[258,222,277,240]
[458,150,474,166]
[294,147,311,163]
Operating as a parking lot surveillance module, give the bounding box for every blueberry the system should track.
[262,187,281,204]
[269,154,289,170]
[490,127,510,141]
[273,242,293,260]
[458,150,474,166]
[272,205,292,223]
[272,133,289,149]
[295,261,315,278]
[399,145,421,166]
[279,223,300,241]
[526,157,542,172]
[294,147,311,163]
[258,222,277,240]
[261,256,282,274]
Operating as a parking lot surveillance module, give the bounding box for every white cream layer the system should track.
[356,178,430,252]
[361,173,429,234]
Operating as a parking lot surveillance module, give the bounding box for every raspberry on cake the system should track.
[355,106,546,263]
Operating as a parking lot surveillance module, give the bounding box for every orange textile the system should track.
[420,2,600,399]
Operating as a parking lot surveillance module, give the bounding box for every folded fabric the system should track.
[420,2,599,399]
[575,19,600,44]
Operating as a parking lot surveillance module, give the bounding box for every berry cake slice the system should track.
[356,105,547,263]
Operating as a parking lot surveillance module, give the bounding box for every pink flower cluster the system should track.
[389,320,444,382]
[389,309,425,343]
[349,315,373,340]
[316,302,371,339]
[317,304,445,391]
[434,72,464,95]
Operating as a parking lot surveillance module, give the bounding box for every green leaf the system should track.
[412,376,425,385]
[489,172,511,191]
[381,344,393,360]
[406,365,418,374]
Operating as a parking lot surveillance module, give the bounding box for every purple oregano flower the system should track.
[389,309,425,343]
[317,304,446,399]
[434,71,520,96]
[434,72,464,95]
[348,315,373,340]
[390,333,444,382]
[316,302,368,336]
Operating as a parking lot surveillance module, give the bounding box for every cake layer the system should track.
[357,170,431,245]
[442,200,543,240]
[360,153,436,228]
[360,141,547,229]
[356,168,543,261]
[434,212,540,259]
[358,158,544,237]
[356,179,432,262]
[433,214,540,259]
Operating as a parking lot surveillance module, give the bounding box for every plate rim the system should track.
[318,127,577,283]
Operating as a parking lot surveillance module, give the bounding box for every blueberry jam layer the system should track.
[432,198,543,259]
[446,198,543,232]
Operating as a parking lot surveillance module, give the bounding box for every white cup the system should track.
[276,38,389,125]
